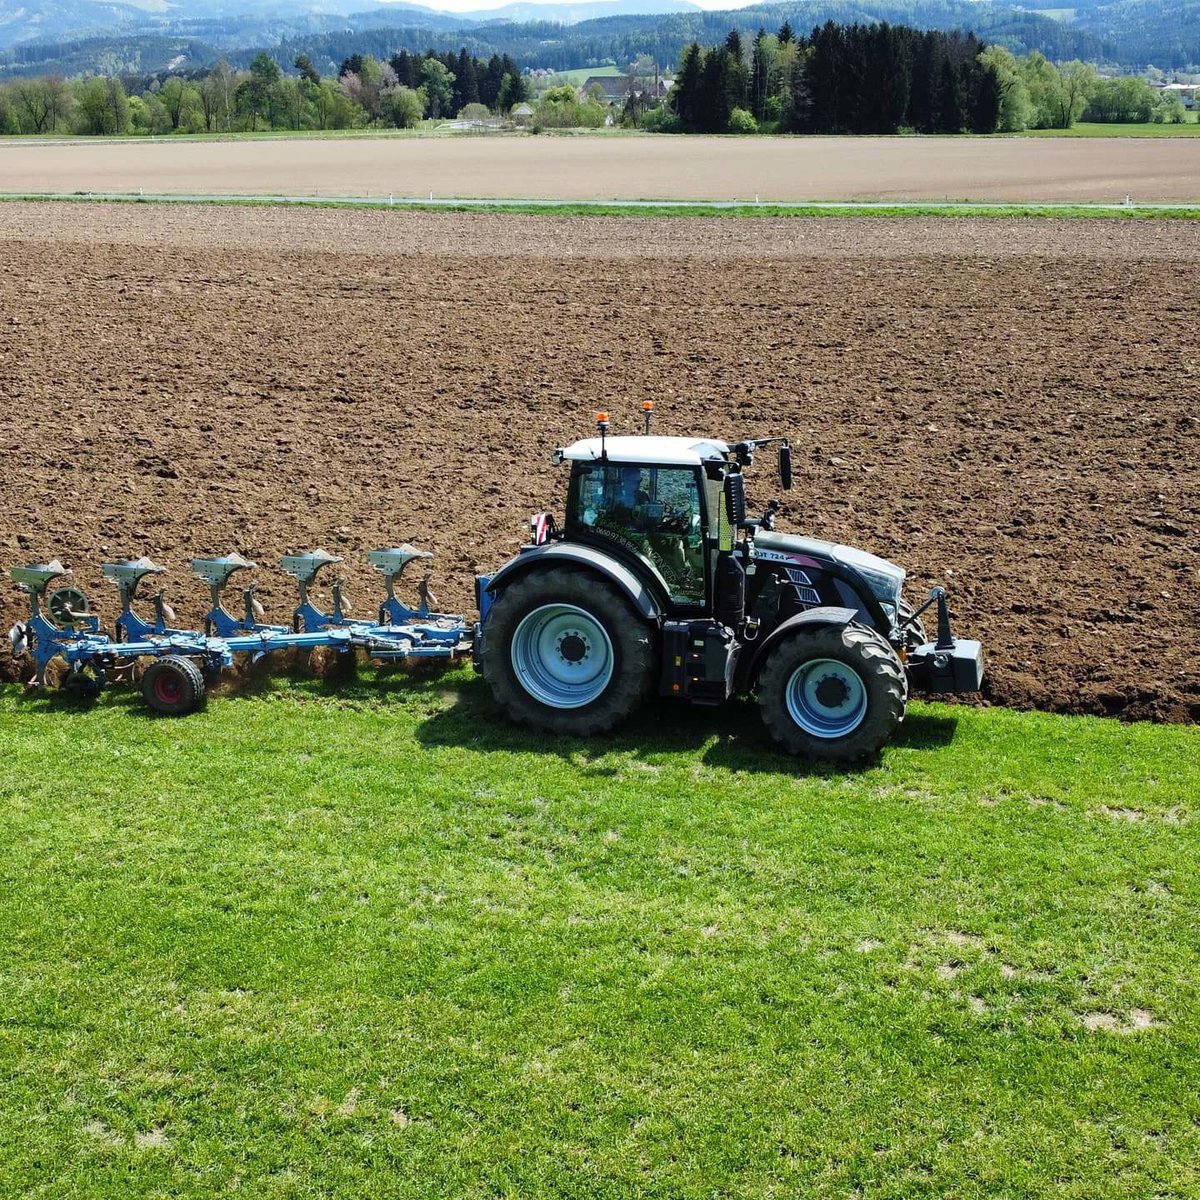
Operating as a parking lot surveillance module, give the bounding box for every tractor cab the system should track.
[556,436,733,609]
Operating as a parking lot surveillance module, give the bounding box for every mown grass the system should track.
[1,668,1198,1198]
[1021,120,1200,137]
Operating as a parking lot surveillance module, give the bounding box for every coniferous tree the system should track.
[909,32,938,132]
[970,61,1002,132]
[457,49,480,108]
[480,54,506,110]
[723,30,749,114]
[749,28,770,122]
[672,41,703,132]
[936,55,965,131]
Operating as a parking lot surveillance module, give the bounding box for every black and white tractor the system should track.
[475,411,984,761]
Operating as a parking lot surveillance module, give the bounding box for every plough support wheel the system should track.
[142,656,206,716]
[62,665,105,703]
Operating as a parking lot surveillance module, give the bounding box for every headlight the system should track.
[833,545,905,609]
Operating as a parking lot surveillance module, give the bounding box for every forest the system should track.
[657,22,1190,134]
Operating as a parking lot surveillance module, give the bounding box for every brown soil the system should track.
[2,134,1200,203]
[1,202,1198,723]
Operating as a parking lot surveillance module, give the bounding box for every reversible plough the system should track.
[7,547,471,714]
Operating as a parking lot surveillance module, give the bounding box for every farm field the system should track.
[1,202,1198,723]
[1,133,1200,201]
[1,676,1198,1198]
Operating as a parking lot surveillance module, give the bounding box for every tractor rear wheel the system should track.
[142,655,206,716]
[757,622,906,761]
[482,567,655,737]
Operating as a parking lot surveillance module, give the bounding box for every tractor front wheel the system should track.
[142,655,206,716]
[482,567,655,737]
[757,623,906,761]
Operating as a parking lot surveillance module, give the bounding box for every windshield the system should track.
[569,464,706,604]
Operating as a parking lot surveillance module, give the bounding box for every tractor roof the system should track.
[558,436,730,467]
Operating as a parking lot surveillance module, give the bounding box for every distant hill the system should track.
[0,0,1196,77]
[459,0,703,20]
[266,1,1114,78]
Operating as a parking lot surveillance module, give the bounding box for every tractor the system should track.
[475,408,984,761]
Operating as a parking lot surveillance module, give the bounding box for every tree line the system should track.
[0,47,527,135]
[264,1,1111,87]
[660,21,1193,134]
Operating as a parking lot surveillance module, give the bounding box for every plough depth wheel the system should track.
[62,664,105,703]
[142,655,206,716]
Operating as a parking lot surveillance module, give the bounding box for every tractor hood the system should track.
[753,531,906,609]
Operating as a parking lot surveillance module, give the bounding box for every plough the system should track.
[6,546,471,714]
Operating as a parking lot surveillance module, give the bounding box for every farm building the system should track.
[581,75,672,106]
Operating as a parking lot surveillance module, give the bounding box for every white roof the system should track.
[559,435,730,466]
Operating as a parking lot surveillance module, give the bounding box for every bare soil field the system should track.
[1,201,1197,722]
[2,134,1200,202]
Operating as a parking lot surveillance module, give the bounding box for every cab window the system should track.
[570,464,706,604]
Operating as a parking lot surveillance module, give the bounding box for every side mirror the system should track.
[779,444,793,491]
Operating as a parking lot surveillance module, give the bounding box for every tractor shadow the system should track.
[415,675,959,777]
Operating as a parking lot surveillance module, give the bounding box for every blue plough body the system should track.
[7,546,472,711]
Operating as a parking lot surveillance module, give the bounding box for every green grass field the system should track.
[1,669,1198,1198]
[1022,119,1200,137]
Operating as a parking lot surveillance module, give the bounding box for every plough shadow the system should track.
[5,652,465,717]
[415,675,959,777]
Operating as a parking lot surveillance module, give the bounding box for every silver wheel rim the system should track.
[785,657,868,739]
[511,603,614,709]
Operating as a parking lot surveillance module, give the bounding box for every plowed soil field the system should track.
[1,202,1198,722]
[3,133,1200,202]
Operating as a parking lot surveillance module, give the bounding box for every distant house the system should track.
[512,102,535,125]
[1160,82,1197,109]
[581,75,671,107]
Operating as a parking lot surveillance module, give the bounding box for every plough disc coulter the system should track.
[6,546,471,715]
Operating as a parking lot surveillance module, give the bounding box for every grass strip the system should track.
[1,671,1197,1198]
[2,191,1199,219]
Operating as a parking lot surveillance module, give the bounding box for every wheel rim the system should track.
[784,657,868,739]
[154,673,182,705]
[511,603,614,709]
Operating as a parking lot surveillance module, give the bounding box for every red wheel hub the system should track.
[154,674,182,704]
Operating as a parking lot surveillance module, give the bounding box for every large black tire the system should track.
[757,622,907,761]
[142,655,206,716]
[481,567,655,737]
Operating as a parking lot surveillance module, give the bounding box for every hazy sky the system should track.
[392,0,759,10]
